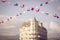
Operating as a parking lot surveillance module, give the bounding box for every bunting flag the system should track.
[36,9,40,12]
[20,4,25,8]
[45,2,48,4]
[40,4,43,6]
[0,0,59,24]
[16,14,19,16]
[0,22,1,24]
[10,17,12,19]
[45,13,49,15]
[1,0,7,3]
[1,20,4,24]
[27,9,30,11]
[20,13,22,15]
[14,3,18,6]
[56,16,59,18]
[53,14,59,18]
[7,18,9,21]
[31,8,34,11]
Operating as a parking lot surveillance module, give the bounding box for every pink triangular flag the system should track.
[36,9,40,12]
[20,4,24,8]
[1,0,7,3]
[1,20,4,24]
[10,17,12,19]
[20,13,22,15]
[31,8,34,11]
[45,2,48,4]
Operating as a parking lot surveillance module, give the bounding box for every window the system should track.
[20,38,23,40]
[38,35,41,38]
[32,22,34,25]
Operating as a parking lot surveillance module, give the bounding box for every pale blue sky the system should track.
[0,0,60,38]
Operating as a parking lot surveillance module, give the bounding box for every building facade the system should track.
[19,18,47,40]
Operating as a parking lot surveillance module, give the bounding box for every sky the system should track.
[0,0,60,39]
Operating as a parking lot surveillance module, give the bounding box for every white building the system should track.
[19,18,47,40]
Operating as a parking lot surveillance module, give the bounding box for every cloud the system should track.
[43,22,60,38]
[0,15,25,28]
[56,6,60,11]
[48,22,60,38]
[0,15,60,38]
[0,15,25,36]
